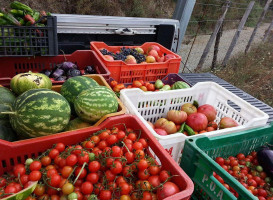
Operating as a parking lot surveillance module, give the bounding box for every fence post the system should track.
[211,24,223,70]
[263,18,273,41]
[222,1,255,66]
[195,1,231,72]
[245,0,272,53]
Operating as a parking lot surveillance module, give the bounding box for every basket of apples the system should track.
[90,42,181,83]
[120,81,269,163]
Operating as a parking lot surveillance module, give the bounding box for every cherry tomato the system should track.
[77,153,89,165]
[110,80,118,88]
[105,170,116,182]
[125,152,135,164]
[0,177,6,187]
[159,170,170,182]
[137,159,149,171]
[81,181,93,195]
[111,146,122,157]
[20,174,29,185]
[41,156,51,166]
[119,182,131,195]
[86,173,99,184]
[138,138,148,148]
[117,131,126,140]
[156,182,180,200]
[29,170,42,181]
[99,131,110,140]
[215,157,225,166]
[149,165,160,175]
[29,161,42,171]
[61,166,73,178]
[88,161,101,172]
[99,190,112,200]
[62,182,74,195]
[49,174,61,187]
[75,167,87,179]
[110,161,123,174]
[106,135,118,146]
[34,184,45,196]
[138,169,150,180]
[127,133,137,141]
[66,154,78,166]
[49,149,60,159]
[13,164,26,176]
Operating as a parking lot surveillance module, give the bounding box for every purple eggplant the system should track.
[85,65,96,74]
[257,146,273,178]
[67,69,81,77]
[61,62,77,72]
[55,76,67,81]
[51,68,64,79]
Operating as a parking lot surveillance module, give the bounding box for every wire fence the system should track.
[180,0,273,73]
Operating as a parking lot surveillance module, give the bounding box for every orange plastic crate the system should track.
[90,42,181,83]
[0,115,194,200]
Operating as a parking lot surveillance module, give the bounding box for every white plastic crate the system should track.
[120,81,269,163]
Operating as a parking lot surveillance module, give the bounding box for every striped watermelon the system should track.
[9,89,71,138]
[171,81,190,90]
[64,117,91,131]
[61,76,99,114]
[10,72,52,95]
[74,86,118,123]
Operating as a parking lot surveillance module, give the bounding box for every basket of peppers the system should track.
[0,1,58,56]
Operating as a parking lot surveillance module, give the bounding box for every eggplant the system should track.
[61,61,77,72]
[40,69,51,77]
[85,65,96,74]
[257,146,273,178]
[55,76,66,81]
[67,69,81,77]
[51,68,64,79]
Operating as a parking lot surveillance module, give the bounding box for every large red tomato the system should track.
[157,182,180,200]
[186,113,208,131]
[154,118,177,134]
[197,104,217,122]
[167,110,187,124]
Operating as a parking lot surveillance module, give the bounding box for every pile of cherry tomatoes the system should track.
[215,152,273,200]
[0,126,180,200]
[110,80,157,93]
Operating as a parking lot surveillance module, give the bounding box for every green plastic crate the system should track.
[180,123,273,200]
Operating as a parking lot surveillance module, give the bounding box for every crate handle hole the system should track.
[189,139,194,142]
[227,100,241,112]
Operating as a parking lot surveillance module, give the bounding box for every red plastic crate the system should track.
[0,115,194,200]
[90,42,181,83]
[0,50,110,86]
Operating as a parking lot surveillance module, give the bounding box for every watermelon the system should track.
[61,76,99,114]
[10,72,52,95]
[0,87,16,105]
[64,117,91,131]
[8,89,71,138]
[0,121,17,142]
[74,86,118,123]
[171,81,190,90]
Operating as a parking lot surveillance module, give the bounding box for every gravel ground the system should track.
[179,23,271,72]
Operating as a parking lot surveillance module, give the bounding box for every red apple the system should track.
[164,54,176,61]
[154,118,177,134]
[186,113,208,132]
[181,103,197,115]
[167,110,187,124]
[104,55,114,61]
[147,45,161,54]
[125,55,137,64]
[148,49,159,57]
[156,56,165,62]
[219,117,238,129]
[197,104,217,122]
[154,128,168,136]
[146,55,156,63]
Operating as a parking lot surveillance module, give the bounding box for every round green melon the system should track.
[2,181,37,200]
[60,76,99,114]
[10,72,52,95]
[64,117,91,131]
[9,89,71,138]
[171,81,190,90]
[74,86,118,123]
[0,87,16,105]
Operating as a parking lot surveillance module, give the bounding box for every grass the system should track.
[210,38,273,107]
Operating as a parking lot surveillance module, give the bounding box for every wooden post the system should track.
[195,1,230,72]
[211,24,223,70]
[263,18,273,41]
[222,1,255,66]
[245,0,272,53]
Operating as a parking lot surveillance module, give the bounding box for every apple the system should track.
[181,103,197,115]
[167,110,187,124]
[186,113,208,132]
[125,55,137,64]
[104,55,114,61]
[147,45,161,54]
[197,104,217,122]
[146,55,156,63]
[156,56,165,62]
[164,54,176,61]
[148,49,159,57]
[135,47,144,54]
[154,118,177,134]
[219,117,238,129]
[154,128,168,136]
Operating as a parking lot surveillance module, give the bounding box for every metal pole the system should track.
[173,0,196,52]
